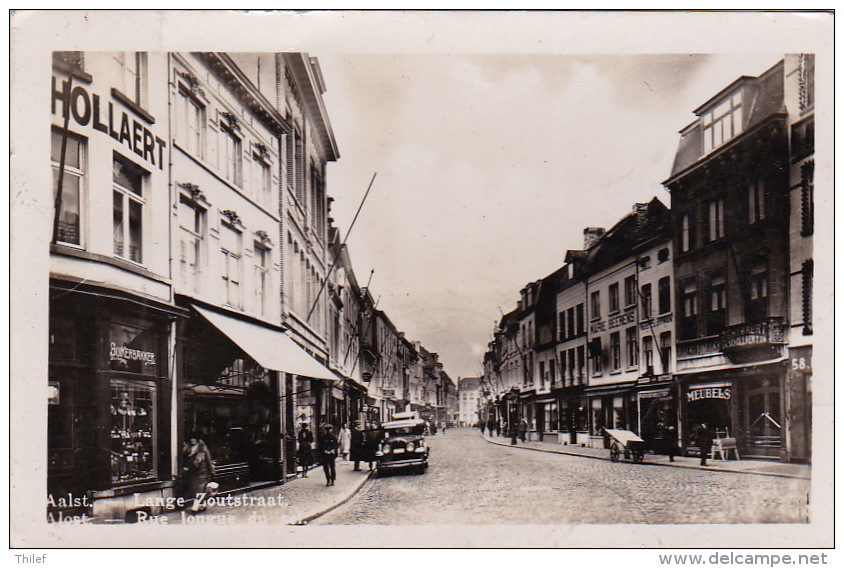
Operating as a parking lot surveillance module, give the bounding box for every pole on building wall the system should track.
[51,74,73,245]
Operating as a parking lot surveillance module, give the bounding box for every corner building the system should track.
[49,52,180,519]
[664,56,813,462]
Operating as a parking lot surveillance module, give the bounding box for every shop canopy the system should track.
[193,304,339,381]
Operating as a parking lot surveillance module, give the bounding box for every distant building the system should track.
[458,377,482,426]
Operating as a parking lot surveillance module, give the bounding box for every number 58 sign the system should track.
[791,357,811,371]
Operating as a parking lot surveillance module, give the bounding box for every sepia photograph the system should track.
[8,8,835,556]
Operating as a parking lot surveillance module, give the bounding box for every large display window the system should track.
[110,378,157,485]
[686,381,733,437]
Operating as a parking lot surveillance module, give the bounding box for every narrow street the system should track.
[314,428,810,525]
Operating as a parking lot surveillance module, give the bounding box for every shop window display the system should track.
[110,379,157,485]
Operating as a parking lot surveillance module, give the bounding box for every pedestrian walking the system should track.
[519,419,528,443]
[350,421,365,471]
[479,421,485,435]
[665,425,679,462]
[510,423,518,445]
[182,434,216,513]
[694,422,714,466]
[362,425,381,470]
[318,424,339,486]
[487,417,495,437]
[338,423,352,461]
[296,423,314,477]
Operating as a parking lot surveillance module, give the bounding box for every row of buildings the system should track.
[475,54,814,464]
[47,51,456,521]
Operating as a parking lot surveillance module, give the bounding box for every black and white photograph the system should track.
[9,9,834,556]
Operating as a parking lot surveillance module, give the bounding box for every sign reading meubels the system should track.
[52,76,166,170]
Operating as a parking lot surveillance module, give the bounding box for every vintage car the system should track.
[375,418,429,474]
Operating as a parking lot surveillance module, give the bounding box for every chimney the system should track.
[583,227,606,249]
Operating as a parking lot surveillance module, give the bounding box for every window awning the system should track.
[193,304,338,381]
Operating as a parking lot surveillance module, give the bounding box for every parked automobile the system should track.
[375,418,429,475]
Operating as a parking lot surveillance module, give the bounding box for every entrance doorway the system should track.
[742,377,782,459]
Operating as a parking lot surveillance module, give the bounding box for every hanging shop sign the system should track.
[51,76,166,170]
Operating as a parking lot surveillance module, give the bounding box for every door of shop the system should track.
[742,379,782,459]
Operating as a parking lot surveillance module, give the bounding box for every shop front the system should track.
[584,382,637,448]
[48,282,181,522]
[682,380,734,453]
[678,359,789,461]
[180,304,339,490]
[636,378,678,455]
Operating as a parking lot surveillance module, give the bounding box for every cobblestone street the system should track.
[314,428,810,525]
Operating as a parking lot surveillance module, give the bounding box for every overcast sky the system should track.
[318,50,788,379]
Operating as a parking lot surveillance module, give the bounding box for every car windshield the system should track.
[385,425,424,437]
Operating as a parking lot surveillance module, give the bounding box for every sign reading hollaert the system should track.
[52,76,166,170]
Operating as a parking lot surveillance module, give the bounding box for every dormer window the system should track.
[702,92,743,154]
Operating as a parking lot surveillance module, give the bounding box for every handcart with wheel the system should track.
[603,428,647,464]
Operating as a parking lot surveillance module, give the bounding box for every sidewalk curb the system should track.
[482,435,810,480]
[290,470,374,525]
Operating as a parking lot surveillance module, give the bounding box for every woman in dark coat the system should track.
[317,424,339,486]
[183,435,215,512]
[297,423,315,477]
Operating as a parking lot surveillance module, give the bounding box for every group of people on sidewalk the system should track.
[478,418,528,444]
[295,421,381,486]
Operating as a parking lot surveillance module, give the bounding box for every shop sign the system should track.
[381,388,395,398]
[687,383,731,402]
[52,76,166,170]
[108,323,160,374]
[718,319,786,352]
[361,372,372,382]
[110,343,156,365]
[608,308,636,330]
[639,389,670,400]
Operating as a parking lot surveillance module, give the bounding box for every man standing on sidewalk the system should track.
[695,423,714,466]
[318,424,339,486]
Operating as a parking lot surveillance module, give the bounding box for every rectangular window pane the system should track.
[114,158,143,196]
[53,169,81,245]
[113,191,124,257]
[51,132,81,168]
[129,199,143,263]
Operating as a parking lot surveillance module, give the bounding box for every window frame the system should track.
[112,154,146,265]
[177,195,206,293]
[624,276,637,307]
[748,179,766,224]
[51,129,87,248]
[114,51,148,109]
[610,332,621,371]
[220,222,243,310]
[702,91,743,154]
[178,85,206,159]
[626,326,638,369]
[590,291,601,321]
[609,283,620,314]
[253,242,270,317]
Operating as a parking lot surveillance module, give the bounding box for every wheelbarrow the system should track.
[603,428,647,464]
